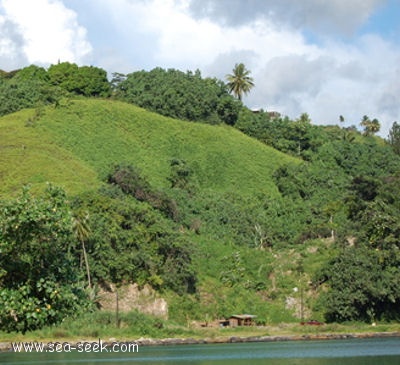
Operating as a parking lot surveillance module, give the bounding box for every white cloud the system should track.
[88,0,316,71]
[188,0,385,35]
[247,33,400,135]
[251,55,335,110]
[0,15,27,70]
[0,0,92,69]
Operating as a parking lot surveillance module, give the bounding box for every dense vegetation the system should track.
[1,63,400,334]
[114,68,241,125]
[0,186,91,333]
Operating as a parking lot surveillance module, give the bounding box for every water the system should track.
[1,337,400,365]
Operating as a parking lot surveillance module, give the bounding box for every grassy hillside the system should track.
[1,98,307,327]
[0,99,298,197]
[0,109,99,196]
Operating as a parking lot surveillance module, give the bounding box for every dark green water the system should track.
[1,337,400,365]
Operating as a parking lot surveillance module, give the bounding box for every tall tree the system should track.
[226,63,255,101]
[387,121,400,155]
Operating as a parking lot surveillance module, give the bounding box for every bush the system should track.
[107,163,179,221]
[317,246,400,322]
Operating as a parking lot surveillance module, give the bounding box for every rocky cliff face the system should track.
[98,283,168,319]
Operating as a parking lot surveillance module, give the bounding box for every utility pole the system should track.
[116,288,120,328]
[300,283,304,322]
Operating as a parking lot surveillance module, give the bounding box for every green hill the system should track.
[3,97,400,334]
[0,98,305,330]
[3,65,400,336]
[0,99,298,197]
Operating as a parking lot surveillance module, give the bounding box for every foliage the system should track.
[174,191,253,245]
[72,211,92,289]
[226,63,255,101]
[168,158,195,190]
[360,115,380,136]
[0,62,111,112]
[72,180,197,294]
[273,160,347,242]
[347,174,400,249]
[0,69,19,80]
[216,95,242,125]
[272,134,400,242]
[107,163,179,221]
[345,175,381,220]
[318,245,400,322]
[115,67,241,125]
[319,139,400,177]
[14,65,50,82]
[48,62,111,97]
[236,108,330,159]
[317,173,400,322]
[0,185,91,332]
[387,121,400,155]
[0,63,111,116]
[0,78,62,116]
[220,251,247,287]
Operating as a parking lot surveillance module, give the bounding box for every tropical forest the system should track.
[1,62,400,339]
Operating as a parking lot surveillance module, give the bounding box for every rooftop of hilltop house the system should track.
[251,109,281,118]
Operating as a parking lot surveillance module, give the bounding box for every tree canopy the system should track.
[114,67,241,125]
[0,62,111,117]
[48,62,111,97]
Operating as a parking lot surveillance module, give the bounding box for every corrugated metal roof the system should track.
[230,314,257,319]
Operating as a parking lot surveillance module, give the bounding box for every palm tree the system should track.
[360,115,380,136]
[226,63,255,101]
[72,211,92,289]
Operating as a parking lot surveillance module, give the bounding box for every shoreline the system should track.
[1,331,400,352]
[134,331,400,346]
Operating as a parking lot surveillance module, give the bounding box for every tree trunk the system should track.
[82,240,91,289]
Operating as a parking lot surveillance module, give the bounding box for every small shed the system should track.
[219,319,230,327]
[229,314,257,327]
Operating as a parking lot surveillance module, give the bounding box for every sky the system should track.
[0,0,399,136]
